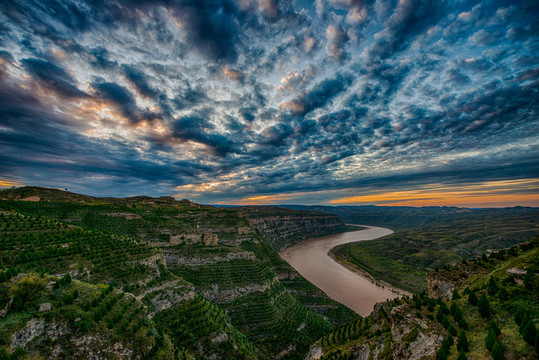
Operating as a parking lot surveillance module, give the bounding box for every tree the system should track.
[456,350,467,360]
[468,291,478,306]
[448,325,458,336]
[488,320,501,337]
[514,306,528,325]
[523,269,533,290]
[453,307,463,322]
[437,308,444,323]
[488,276,499,296]
[9,273,47,311]
[491,341,506,360]
[457,331,469,352]
[63,272,72,284]
[442,316,450,329]
[435,348,448,360]
[440,302,450,314]
[478,294,491,318]
[452,289,461,300]
[458,318,469,330]
[485,328,497,351]
[497,287,508,301]
[522,321,537,346]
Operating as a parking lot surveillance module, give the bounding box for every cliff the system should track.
[237,208,348,252]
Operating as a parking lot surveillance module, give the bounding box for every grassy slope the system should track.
[312,238,538,359]
[332,212,539,293]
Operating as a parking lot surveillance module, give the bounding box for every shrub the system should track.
[63,273,72,284]
[9,273,47,311]
[11,346,27,359]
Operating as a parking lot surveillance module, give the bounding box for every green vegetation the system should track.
[0,274,175,359]
[332,211,538,292]
[313,237,539,359]
[0,186,536,359]
[0,186,353,359]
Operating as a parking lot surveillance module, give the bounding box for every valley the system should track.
[281,226,401,316]
[0,186,537,359]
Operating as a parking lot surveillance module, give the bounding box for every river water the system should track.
[280,225,400,316]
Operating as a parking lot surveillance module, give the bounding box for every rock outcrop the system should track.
[244,213,347,251]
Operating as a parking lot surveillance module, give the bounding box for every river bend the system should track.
[280,225,399,316]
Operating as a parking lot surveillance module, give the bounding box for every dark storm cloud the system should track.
[21,58,87,98]
[88,47,118,70]
[172,116,241,157]
[165,0,242,62]
[0,82,209,195]
[367,0,447,61]
[122,65,160,99]
[91,81,143,124]
[284,73,353,115]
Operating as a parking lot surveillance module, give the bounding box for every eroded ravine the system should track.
[280,225,400,316]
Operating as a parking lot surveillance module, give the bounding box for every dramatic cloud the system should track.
[0,0,538,206]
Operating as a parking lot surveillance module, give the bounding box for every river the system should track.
[280,225,400,316]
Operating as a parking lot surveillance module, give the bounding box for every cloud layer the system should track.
[0,0,538,205]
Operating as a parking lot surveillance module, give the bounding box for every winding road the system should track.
[280,225,399,316]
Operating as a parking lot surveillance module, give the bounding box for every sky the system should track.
[0,0,538,207]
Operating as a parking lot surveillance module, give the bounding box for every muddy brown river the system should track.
[280,225,400,316]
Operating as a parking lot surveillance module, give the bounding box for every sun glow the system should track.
[329,179,539,207]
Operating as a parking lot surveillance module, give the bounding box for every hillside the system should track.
[307,238,539,359]
[282,205,539,230]
[330,210,539,293]
[0,186,356,359]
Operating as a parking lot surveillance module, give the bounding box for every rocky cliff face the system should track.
[244,212,347,251]
[426,262,485,300]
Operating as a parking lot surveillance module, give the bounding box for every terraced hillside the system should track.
[0,186,356,359]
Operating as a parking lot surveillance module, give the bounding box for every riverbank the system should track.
[280,225,403,316]
[328,248,411,298]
